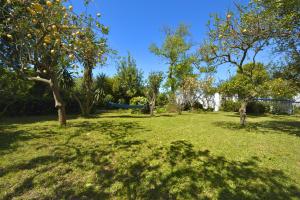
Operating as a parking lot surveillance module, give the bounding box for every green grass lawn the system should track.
[0,111,300,199]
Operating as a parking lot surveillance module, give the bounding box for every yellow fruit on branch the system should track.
[46,1,52,7]
[52,25,57,31]
[44,35,51,44]
[68,54,74,59]
[27,7,36,15]
[6,34,13,39]
[31,3,44,13]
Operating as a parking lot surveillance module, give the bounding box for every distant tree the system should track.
[200,3,273,125]
[179,76,199,112]
[94,73,114,105]
[150,24,194,102]
[113,54,144,103]
[220,63,269,125]
[72,16,109,117]
[145,72,164,116]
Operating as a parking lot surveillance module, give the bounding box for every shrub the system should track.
[221,100,240,112]
[104,94,113,104]
[130,96,148,105]
[156,106,167,114]
[294,106,300,115]
[246,101,269,114]
[192,102,204,111]
[166,103,178,113]
[118,98,126,104]
[156,93,169,107]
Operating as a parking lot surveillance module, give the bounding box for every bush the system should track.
[0,96,80,117]
[156,106,167,114]
[294,106,300,115]
[156,93,169,107]
[130,96,148,105]
[118,98,126,104]
[166,103,178,113]
[221,100,240,112]
[192,102,204,111]
[246,101,269,114]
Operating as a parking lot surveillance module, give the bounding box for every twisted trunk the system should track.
[50,76,66,126]
[150,97,156,117]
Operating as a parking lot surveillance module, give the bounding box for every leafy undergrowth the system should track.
[0,112,300,199]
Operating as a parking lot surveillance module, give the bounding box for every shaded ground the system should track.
[0,112,299,199]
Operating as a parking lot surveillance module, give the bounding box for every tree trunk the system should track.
[80,63,94,117]
[150,99,155,117]
[50,77,67,126]
[239,101,247,126]
[58,105,66,126]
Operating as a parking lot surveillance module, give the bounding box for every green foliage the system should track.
[150,24,195,95]
[157,93,169,107]
[146,72,164,99]
[220,63,270,100]
[246,101,269,114]
[113,54,144,103]
[130,96,148,105]
[221,100,241,112]
[156,106,167,114]
[267,78,298,99]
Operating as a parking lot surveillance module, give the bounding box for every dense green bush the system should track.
[156,93,169,107]
[247,101,269,114]
[220,100,240,112]
[130,96,148,105]
[166,103,178,113]
[156,106,167,114]
[294,106,300,115]
[221,100,269,114]
[0,96,79,117]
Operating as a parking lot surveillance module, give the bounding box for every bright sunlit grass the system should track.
[0,112,300,199]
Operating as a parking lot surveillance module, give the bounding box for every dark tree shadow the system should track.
[214,120,300,137]
[83,140,300,200]
[101,114,176,119]
[1,121,299,199]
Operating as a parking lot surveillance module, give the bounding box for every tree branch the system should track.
[28,76,51,84]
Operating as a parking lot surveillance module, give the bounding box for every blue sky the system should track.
[70,0,265,82]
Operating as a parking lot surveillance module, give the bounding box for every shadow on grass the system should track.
[0,114,80,125]
[224,113,269,119]
[1,121,299,199]
[0,125,57,156]
[214,120,300,137]
[101,114,176,119]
